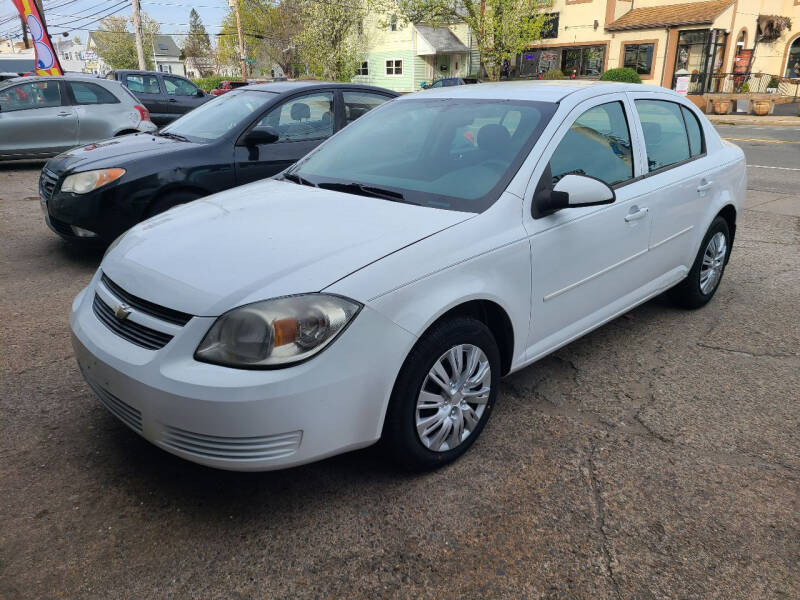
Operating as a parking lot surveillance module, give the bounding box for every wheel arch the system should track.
[716,204,737,263]
[144,185,208,217]
[417,299,515,376]
[114,129,140,137]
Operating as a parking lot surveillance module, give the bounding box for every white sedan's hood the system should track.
[102,179,471,316]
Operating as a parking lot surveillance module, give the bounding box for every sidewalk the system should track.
[707,113,800,126]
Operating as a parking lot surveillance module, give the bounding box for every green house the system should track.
[353,18,479,92]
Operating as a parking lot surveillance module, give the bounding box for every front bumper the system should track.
[69,277,416,471]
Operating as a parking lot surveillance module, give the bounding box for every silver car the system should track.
[0,75,157,160]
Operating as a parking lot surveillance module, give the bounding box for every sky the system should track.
[0,0,229,48]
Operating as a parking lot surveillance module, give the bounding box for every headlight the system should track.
[195,294,361,368]
[61,168,125,194]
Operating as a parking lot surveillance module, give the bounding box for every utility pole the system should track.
[229,0,247,78]
[131,0,148,70]
[19,16,28,50]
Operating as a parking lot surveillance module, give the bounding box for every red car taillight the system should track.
[134,105,151,122]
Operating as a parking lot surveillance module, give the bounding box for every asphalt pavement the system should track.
[0,128,798,599]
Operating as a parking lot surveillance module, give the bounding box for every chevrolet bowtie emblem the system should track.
[113,303,132,320]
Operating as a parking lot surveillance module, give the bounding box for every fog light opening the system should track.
[70,225,98,238]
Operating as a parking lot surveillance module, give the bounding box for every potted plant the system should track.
[712,99,731,114]
[752,100,771,116]
[767,76,780,93]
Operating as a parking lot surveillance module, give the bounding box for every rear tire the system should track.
[382,317,500,471]
[669,216,730,309]
[146,190,201,218]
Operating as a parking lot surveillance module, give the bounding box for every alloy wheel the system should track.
[415,344,491,452]
[699,231,727,294]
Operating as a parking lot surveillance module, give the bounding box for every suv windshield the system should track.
[160,89,275,142]
[292,98,556,213]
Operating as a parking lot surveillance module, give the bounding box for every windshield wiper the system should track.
[280,172,317,187]
[158,131,191,142]
[317,181,409,203]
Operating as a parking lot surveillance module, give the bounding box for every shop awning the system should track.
[606,0,734,31]
[415,25,470,55]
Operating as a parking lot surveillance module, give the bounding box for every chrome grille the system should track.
[87,380,143,433]
[93,294,173,350]
[101,274,192,326]
[162,426,302,461]
[39,168,59,200]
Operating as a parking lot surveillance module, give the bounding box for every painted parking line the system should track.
[723,137,800,144]
[747,164,800,171]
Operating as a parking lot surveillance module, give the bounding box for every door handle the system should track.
[697,180,714,192]
[168,98,177,102]
[57,112,72,117]
[624,206,649,222]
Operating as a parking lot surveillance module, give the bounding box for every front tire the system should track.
[670,216,730,309]
[382,317,500,471]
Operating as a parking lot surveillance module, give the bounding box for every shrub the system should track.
[740,81,750,93]
[768,76,780,88]
[541,69,566,80]
[193,75,225,92]
[599,67,642,84]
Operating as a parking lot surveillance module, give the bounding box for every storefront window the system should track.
[673,29,727,94]
[785,38,800,78]
[623,43,654,75]
[517,45,605,78]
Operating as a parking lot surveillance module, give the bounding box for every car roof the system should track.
[246,81,399,96]
[405,80,671,102]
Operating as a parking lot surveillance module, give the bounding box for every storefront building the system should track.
[518,0,800,95]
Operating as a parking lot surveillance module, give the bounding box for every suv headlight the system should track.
[195,294,361,368]
[61,168,125,194]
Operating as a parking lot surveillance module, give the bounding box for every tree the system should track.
[394,0,553,80]
[183,9,214,76]
[295,0,369,80]
[93,14,159,70]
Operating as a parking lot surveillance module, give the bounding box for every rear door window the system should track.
[682,106,704,157]
[342,91,392,124]
[125,74,161,94]
[164,76,199,96]
[635,100,692,172]
[68,81,120,105]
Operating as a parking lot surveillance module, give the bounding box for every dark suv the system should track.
[105,70,210,127]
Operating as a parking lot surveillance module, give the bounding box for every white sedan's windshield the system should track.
[161,89,276,142]
[293,98,556,212]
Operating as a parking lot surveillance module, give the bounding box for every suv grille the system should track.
[101,274,192,326]
[93,294,174,350]
[39,168,59,200]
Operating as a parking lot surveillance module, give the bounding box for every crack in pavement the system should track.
[586,439,623,600]
[696,342,797,360]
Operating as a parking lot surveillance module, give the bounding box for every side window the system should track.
[0,80,62,112]
[164,76,199,96]
[548,101,634,187]
[257,92,334,142]
[342,91,390,124]
[681,106,704,157]
[68,82,120,105]
[125,74,160,94]
[635,100,691,172]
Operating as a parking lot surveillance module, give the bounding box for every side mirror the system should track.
[244,126,279,146]
[195,89,205,97]
[532,174,615,218]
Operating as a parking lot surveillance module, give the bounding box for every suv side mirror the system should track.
[532,174,615,218]
[195,89,204,97]
[243,126,279,146]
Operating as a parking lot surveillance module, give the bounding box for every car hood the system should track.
[101,179,473,316]
[45,133,194,174]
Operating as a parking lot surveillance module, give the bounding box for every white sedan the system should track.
[70,81,746,471]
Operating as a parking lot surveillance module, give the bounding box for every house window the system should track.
[386,59,402,75]
[358,61,369,76]
[541,12,559,39]
[623,43,655,76]
[158,64,172,74]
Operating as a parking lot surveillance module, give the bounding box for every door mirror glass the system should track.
[532,174,615,218]
[245,125,279,145]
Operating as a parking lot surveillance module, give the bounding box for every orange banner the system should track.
[11,0,64,76]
